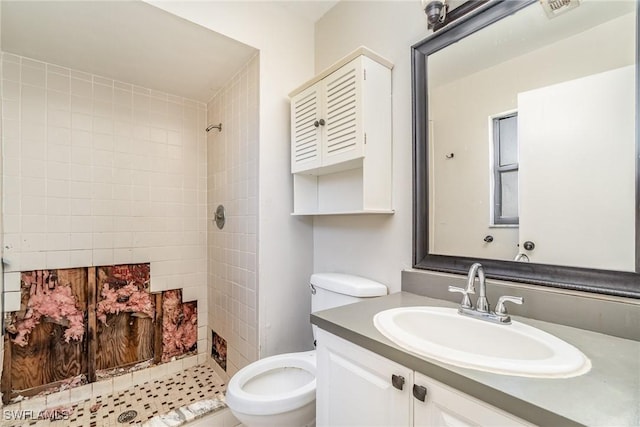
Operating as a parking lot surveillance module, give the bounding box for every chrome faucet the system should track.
[468,263,489,312]
[448,263,523,324]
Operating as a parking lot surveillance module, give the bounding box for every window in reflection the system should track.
[491,112,519,226]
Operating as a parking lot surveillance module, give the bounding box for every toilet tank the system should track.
[310,273,387,313]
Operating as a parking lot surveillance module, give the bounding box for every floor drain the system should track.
[117,410,138,423]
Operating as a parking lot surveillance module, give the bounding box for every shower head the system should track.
[206,123,222,132]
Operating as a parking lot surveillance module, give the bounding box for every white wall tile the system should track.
[70,78,92,97]
[45,388,70,407]
[46,250,71,269]
[71,112,92,131]
[68,250,93,267]
[112,372,133,392]
[113,248,133,265]
[47,72,70,93]
[3,272,21,292]
[3,255,21,273]
[4,291,21,311]
[91,378,113,397]
[22,66,46,87]
[20,251,46,270]
[69,383,92,403]
[24,395,48,414]
[2,59,21,81]
[207,55,259,369]
[181,286,200,302]
[131,368,150,386]
[92,248,114,266]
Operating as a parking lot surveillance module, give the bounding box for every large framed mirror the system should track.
[412,0,640,298]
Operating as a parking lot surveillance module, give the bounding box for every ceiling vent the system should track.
[539,0,580,19]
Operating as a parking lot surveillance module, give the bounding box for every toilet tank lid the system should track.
[310,273,388,297]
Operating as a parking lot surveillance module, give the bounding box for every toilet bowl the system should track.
[224,273,388,427]
[225,351,317,427]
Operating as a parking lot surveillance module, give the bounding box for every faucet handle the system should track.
[494,295,523,323]
[448,286,472,309]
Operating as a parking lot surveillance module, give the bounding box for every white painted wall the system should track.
[314,1,430,292]
[147,1,316,359]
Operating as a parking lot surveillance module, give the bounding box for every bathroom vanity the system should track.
[316,328,533,426]
[311,292,640,426]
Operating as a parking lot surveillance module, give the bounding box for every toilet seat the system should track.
[226,350,316,416]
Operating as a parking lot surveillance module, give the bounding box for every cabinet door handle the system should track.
[413,384,427,402]
[391,374,405,390]
[313,119,326,128]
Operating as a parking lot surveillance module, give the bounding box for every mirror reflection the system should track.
[427,0,636,271]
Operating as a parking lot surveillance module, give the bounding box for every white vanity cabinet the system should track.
[316,328,412,426]
[316,329,533,427]
[412,372,533,427]
[289,47,393,215]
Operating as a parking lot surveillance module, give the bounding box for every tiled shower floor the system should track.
[1,364,233,427]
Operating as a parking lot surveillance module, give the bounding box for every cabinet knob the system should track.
[314,119,326,128]
[314,120,320,128]
[391,374,405,391]
[413,384,427,402]
[523,241,535,251]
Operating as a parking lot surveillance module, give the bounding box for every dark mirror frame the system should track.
[412,0,640,299]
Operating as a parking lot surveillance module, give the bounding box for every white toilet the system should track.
[225,273,388,427]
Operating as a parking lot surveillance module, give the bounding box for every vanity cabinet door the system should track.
[413,372,532,427]
[316,329,413,427]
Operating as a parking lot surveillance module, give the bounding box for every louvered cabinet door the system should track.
[291,82,323,173]
[321,58,364,168]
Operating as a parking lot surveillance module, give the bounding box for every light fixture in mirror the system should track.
[412,0,639,297]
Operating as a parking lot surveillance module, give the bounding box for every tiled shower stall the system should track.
[0,48,259,417]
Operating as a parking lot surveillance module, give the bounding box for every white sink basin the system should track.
[373,306,590,378]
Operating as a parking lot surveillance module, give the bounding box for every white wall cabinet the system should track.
[289,47,393,215]
[316,329,533,427]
